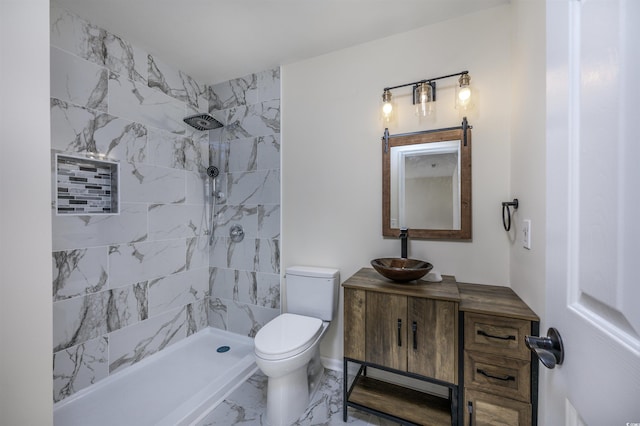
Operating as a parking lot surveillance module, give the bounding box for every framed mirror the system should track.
[383,126,471,239]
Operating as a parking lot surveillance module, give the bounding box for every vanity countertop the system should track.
[342,267,460,302]
[457,282,539,321]
[343,268,540,323]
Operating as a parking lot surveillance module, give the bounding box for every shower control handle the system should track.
[230,224,245,242]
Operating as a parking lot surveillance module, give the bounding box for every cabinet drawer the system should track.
[464,351,530,402]
[464,313,530,360]
[464,389,531,426]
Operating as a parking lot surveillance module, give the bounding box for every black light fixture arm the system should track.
[383,70,469,92]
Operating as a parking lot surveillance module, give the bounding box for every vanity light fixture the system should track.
[381,71,472,120]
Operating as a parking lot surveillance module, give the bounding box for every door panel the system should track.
[572,0,640,351]
[546,0,640,424]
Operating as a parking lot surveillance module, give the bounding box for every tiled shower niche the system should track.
[55,154,119,215]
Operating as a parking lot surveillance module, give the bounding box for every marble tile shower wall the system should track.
[206,69,282,337]
[50,3,211,403]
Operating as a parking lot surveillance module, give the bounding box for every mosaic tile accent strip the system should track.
[56,154,119,215]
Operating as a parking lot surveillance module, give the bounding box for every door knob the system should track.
[525,327,564,369]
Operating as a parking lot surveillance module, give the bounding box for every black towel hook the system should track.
[502,199,519,231]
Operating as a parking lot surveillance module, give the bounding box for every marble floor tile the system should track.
[197,369,401,426]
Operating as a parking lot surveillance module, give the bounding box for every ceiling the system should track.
[54,0,508,85]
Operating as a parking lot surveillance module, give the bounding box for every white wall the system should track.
[0,0,53,424]
[282,5,514,360]
[508,2,547,420]
[509,0,547,324]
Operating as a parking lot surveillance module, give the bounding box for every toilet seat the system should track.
[255,313,323,360]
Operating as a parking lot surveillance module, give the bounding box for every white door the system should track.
[546,0,640,424]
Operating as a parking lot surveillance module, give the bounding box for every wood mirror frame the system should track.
[382,126,472,240]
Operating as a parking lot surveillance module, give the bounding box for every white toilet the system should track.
[254,266,340,426]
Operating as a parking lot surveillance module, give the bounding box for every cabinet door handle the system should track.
[397,319,402,347]
[412,321,417,350]
[467,401,473,426]
[477,368,516,382]
[477,329,516,341]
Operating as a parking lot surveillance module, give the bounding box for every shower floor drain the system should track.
[216,345,230,353]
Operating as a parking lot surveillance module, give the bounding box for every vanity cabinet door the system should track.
[365,292,407,371]
[408,298,458,384]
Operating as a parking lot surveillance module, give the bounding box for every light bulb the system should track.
[382,89,393,122]
[415,82,434,118]
[456,73,473,110]
[458,87,471,104]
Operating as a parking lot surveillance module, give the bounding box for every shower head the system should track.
[206,166,220,179]
[183,113,223,131]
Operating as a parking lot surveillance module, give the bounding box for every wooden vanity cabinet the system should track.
[343,269,460,425]
[342,270,539,426]
[458,283,540,426]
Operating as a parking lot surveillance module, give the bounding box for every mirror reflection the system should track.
[383,127,471,240]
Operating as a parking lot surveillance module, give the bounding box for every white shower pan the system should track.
[54,328,257,426]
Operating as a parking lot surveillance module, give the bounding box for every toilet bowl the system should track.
[253,266,339,426]
[255,314,329,426]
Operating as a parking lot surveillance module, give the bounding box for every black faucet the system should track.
[399,228,408,258]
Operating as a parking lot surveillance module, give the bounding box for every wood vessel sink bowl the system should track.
[370,258,433,282]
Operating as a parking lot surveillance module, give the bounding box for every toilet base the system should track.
[266,366,309,426]
[307,348,324,398]
[255,322,331,425]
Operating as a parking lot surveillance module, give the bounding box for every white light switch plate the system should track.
[522,219,531,249]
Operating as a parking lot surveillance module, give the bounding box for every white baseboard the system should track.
[320,356,343,372]
[321,357,364,376]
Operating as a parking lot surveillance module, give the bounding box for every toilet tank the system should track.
[285,266,340,321]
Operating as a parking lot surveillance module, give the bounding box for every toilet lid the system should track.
[254,313,323,360]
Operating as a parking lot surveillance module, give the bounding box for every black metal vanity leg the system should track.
[343,358,348,422]
[450,386,458,426]
[458,310,465,425]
